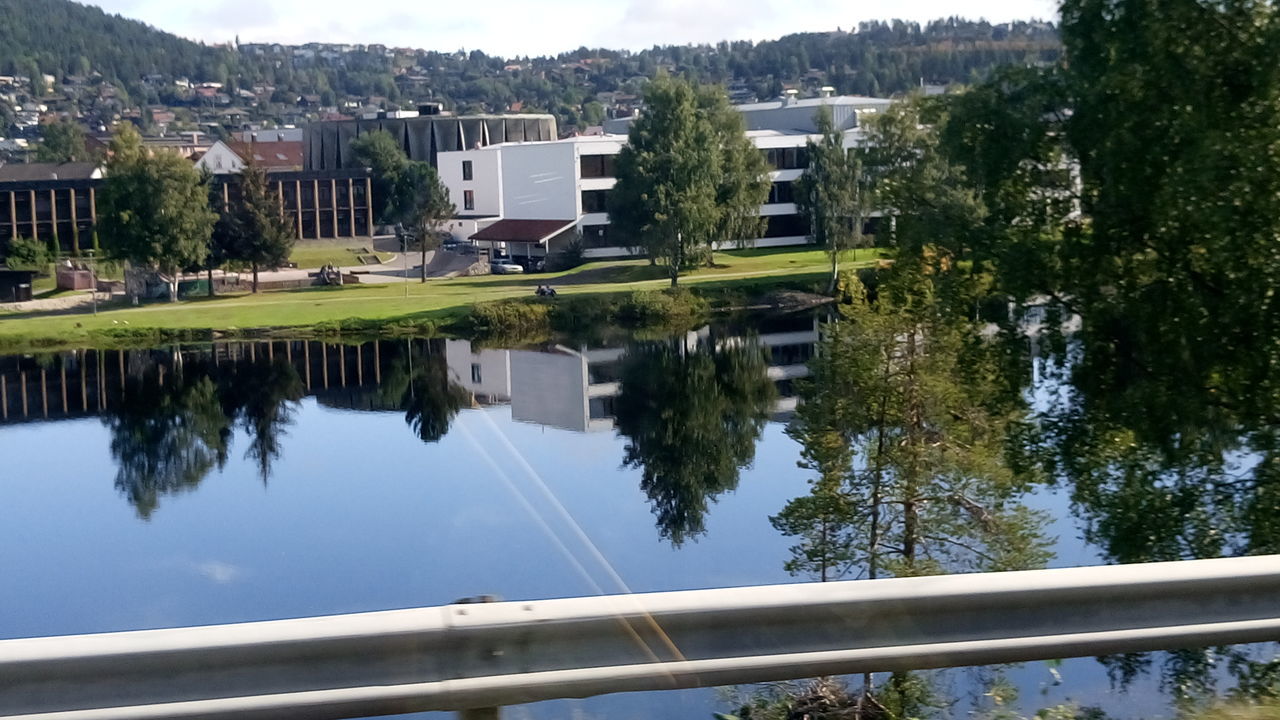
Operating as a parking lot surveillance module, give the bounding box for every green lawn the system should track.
[287,245,393,269]
[0,247,883,347]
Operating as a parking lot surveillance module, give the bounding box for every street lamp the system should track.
[86,249,98,315]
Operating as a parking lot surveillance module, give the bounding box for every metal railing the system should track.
[3,555,1280,720]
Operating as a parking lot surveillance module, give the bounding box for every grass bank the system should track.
[288,244,393,269]
[0,247,883,351]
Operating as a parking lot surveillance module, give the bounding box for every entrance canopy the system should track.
[470,219,576,246]
[470,219,578,259]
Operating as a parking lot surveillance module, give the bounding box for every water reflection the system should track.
[0,316,821,528]
[614,335,776,546]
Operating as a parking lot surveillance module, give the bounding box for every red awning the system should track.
[470,219,576,244]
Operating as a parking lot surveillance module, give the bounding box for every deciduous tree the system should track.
[608,75,770,287]
[97,124,216,302]
[391,162,455,282]
[793,106,870,293]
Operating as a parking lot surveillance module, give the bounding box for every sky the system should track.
[86,0,1059,58]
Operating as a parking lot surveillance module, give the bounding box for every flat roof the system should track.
[733,96,895,112]
[0,162,100,182]
[471,218,576,244]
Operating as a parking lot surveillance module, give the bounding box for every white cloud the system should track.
[195,560,243,584]
[88,0,1058,57]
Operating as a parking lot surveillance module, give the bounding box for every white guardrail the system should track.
[3,556,1280,720]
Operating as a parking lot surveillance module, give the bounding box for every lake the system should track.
[0,313,1264,719]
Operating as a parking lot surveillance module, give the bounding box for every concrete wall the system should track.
[500,142,579,221]
[444,340,511,403]
[509,348,589,432]
[437,146,503,218]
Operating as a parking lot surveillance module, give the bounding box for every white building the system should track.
[441,315,819,433]
[436,104,874,260]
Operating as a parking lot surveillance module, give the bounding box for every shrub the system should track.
[546,235,586,272]
[467,299,552,335]
[549,295,617,332]
[4,236,52,272]
[615,288,709,326]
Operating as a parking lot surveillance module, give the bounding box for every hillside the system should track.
[0,1,1061,133]
[0,0,243,86]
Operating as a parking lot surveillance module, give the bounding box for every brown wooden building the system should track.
[0,163,374,258]
[211,169,375,241]
[0,163,102,254]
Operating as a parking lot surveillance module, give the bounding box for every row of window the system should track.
[581,182,792,215]
[579,212,823,248]
[579,154,617,179]
[577,148,810,178]
[581,189,609,214]
[762,147,810,170]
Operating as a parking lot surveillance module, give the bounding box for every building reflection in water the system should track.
[0,312,820,433]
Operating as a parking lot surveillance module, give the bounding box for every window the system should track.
[462,160,473,181]
[464,190,475,211]
[581,224,613,248]
[762,147,809,170]
[767,181,794,204]
[581,189,610,214]
[579,154,616,178]
[762,214,809,238]
[471,363,482,384]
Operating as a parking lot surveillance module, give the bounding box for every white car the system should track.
[491,261,524,274]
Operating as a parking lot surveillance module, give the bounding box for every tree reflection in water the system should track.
[103,349,304,517]
[373,340,472,445]
[614,335,776,546]
[103,359,231,520]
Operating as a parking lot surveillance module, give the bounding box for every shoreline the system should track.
[0,248,876,353]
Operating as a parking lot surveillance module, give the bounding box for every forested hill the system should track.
[0,0,1060,130]
[0,0,243,85]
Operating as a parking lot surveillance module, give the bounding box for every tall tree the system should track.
[793,106,869,293]
[608,75,770,286]
[391,161,455,282]
[34,120,90,163]
[97,124,216,302]
[350,130,408,224]
[775,268,1050,711]
[224,161,295,293]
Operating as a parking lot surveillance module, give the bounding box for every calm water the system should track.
[0,316,1254,719]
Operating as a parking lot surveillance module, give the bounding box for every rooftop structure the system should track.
[602,93,894,135]
[303,113,558,171]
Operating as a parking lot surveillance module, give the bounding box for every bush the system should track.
[546,235,586,272]
[549,294,617,332]
[4,236,53,272]
[615,288,709,326]
[467,299,553,335]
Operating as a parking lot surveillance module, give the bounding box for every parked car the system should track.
[491,261,524,274]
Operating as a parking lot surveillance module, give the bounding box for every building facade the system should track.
[0,161,374,260]
[211,169,375,240]
[0,163,103,254]
[303,112,558,171]
[435,124,867,259]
